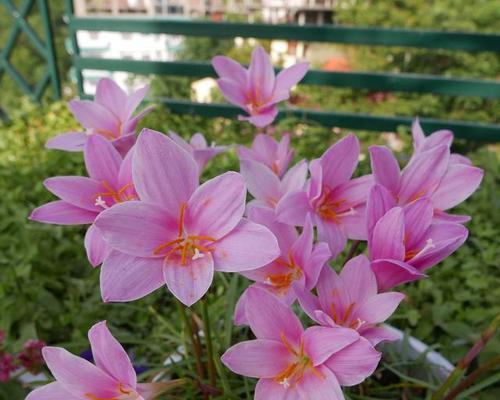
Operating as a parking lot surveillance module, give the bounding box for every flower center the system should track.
[330,302,365,330]
[153,203,216,265]
[274,333,323,389]
[316,187,355,223]
[85,383,140,400]
[264,254,303,294]
[94,180,137,209]
[404,238,435,262]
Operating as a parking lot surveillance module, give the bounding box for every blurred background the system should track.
[0,0,499,398]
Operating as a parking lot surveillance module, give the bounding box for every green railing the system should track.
[0,0,61,107]
[66,9,500,141]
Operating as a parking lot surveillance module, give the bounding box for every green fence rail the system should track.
[0,0,61,107]
[66,8,500,141]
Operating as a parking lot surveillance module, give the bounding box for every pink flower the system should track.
[0,353,18,382]
[370,123,483,223]
[277,134,373,258]
[30,135,138,267]
[367,184,469,290]
[26,321,168,400]
[95,129,280,306]
[238,133,294,177]
[46,78,153,155]
[212,47,309,127]
[18,339,45,374]
[168,131,227,171]
[222,287,381,399]
[234,210,330,324]
[295,255,404,346]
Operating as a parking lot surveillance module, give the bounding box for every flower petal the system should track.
[133,129,198,211]
[44,176,103,212]
[333,174,373,208]
[360,326,401,346]
[26,382,77,400]
[324,337,381,386]
[88,321,136,387]
[303,326,359,366]
[95,201,178,257]
[164,253,214,306]
[281,159,308,193]
[356,292,405,324]
[221,339,291,378]
[212,55,248,85]
[240,159,282,206]
[69,100,119,132]
[339,254,377,304]
[186,171,246,238]
[369,145,400,194]
[84,225,109,267]
[254,379,291,400]
[212,219,280,272]
[124,84,149,121]
[249,46,275,102]
[431,164,483,210]
[30,200,97,225]
[366,184,397,239]
[45,132,88,152]
[94,78,128,120]
[42,347,118,398]
[272,62,309,102]
[84,134,122,184]
[245,286,303,344]
[276,189,311,226]
[296,366,345,400]
[369,207,405,261]
[319,134,360,189]
[100,250,165,302]
[403,197,434,249]
[370,259,424,291]
[242,107,278,128]
[316,218,348,259]
[217,78,248,109]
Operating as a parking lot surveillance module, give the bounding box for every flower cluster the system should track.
[0,332,45,382]
[27,47,483,399]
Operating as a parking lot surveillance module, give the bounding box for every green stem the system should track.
[343,240,360,265]
[201,297,217,389]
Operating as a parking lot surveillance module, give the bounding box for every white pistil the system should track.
[280,378,290,389]
[414,239,435,259]
[192,248,205,261]
[338,207,356,218]
[94,196,108,209]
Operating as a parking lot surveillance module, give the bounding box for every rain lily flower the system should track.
[222,287,381,399]
[212,46,309,127]
[18,339,45,374]
[370,134,483,224]
[26,321,171,400]
[95,129,280,306]
[168,131,227,171]
[241,158,308,211]
[411,118,453,153]
[234,209,330,324]
[46,78,153,155]
[30,135,138,267]
[238,133,294,177]
[295,254,404,346]
[367,185,468,290]
[277,134,373,258]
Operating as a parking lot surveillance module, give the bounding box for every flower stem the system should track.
[201,297,217,389]
[343,240,360,265]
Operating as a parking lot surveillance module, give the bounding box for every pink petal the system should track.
[431,164,483,210]
[450,153,472,165]
[42,347,118,398]
[341,205,368,240]
[94,78,128,121]
[324,337,381,386]
[120,106,154,137]
[110,132,137,157]
[163,253,214,306]
[316,218,348,259]
[168,130,192,154]
[233,288,251,326]
[316,266,350,319]
[289,214,313,264]
[296,366,344,400]
[403,197,434,249]
[356,292,405,324]
[84,225,109,267]
[360,326,401,346]
[124,84,149,122]
[281,160,308,193]
[242,107,278,128]
[319,134,360,189]
[240,160,281,206]
[249,46,275,102]
[212,219,280,272]
[30,200,98,225]
[118,146,135,188]
[84,134,122,184]
[88,321,136,387]
[45,132,88,152]
[44,176,103,212]
[217,78,248,109]
[194,147,226,170]
[276,189,311,226]
[254,379,291,400]
[272,62,309,102]
[186,172,246,238]
[69,100,119,132]
[100,250,165,302]
[26,382,77,400]
[398,145,449,204]
[412,119,453,152]
[369,207,405,261]
[433,210,471,224]
[303,326,359,365]
[366,184,397,238]
[340,254,377,304]
[293,284,321,323]
[304,242,331,290]
[94,201,178,257]
[371,259,424,291]
[245,286,303,344]
[221,339,291,378]
[333,174,373,208]
[133,129,198,212]
[369,145,400,194]
[212,55,248,85]
[411,117,426,150]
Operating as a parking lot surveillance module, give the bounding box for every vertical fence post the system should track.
[38,0,61,100]
[65,0,84,96]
